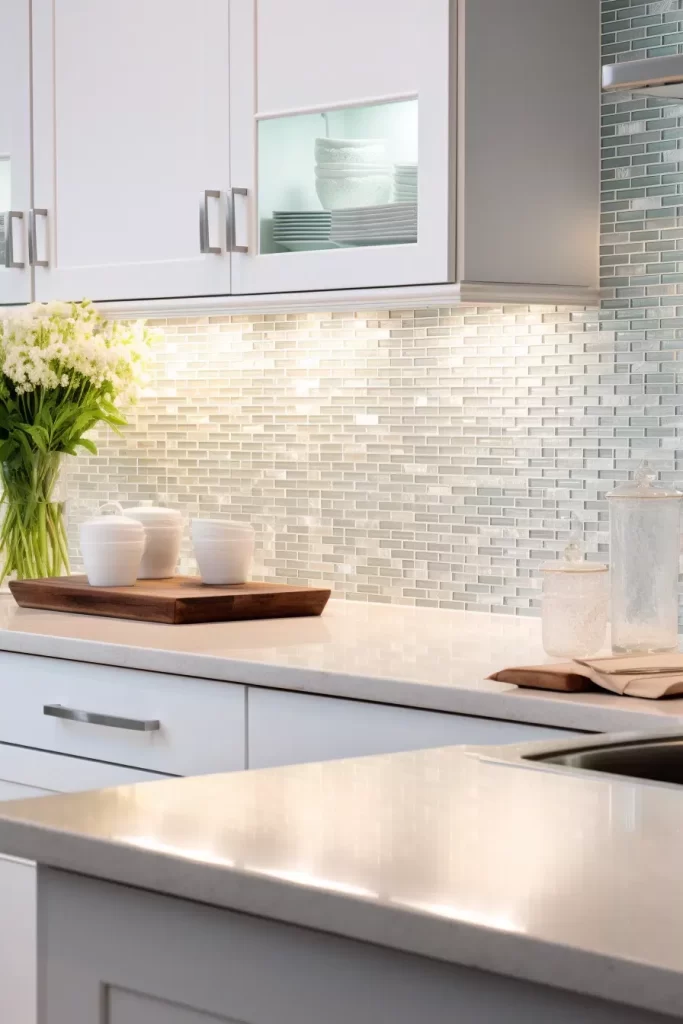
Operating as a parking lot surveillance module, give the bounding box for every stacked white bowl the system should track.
[314,137,391,210]
[191,519,255,585]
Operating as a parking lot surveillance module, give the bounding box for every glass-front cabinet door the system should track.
[0,0,31,305]
[229,0,452,295]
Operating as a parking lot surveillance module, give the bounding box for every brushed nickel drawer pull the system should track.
[43,704,160,732]
[228,187,249,253]
[4,211,24,269]
[199,189,222,254]
[28,208,48,267]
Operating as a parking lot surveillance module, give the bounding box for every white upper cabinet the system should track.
[1,0,599,307]
[0,0,31,304]
[228,0,452,295]
[228,0,598,301]
[31,0,232,302]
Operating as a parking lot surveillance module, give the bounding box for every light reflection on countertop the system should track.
[2,595,683,732]
[0,743,681,1015]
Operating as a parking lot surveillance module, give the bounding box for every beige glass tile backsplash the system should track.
[67,304,619,614]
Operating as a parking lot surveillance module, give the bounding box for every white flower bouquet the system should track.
[0,299,154,581]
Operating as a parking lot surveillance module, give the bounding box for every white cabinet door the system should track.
[247,688,584,770]
[229,0,452,294]
[0,743,170,1024]
[31,0,231,302]
[0,0,31,304]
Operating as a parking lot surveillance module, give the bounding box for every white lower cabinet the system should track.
[0,653,246,1024]
[0,742,172,1024]
[0,654,587,1024]
[247,688,584,769]
[39,869,664,1024]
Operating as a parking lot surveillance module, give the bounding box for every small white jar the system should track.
[126,504,184,579]
[191,519,255,585]
[79,503,145,587]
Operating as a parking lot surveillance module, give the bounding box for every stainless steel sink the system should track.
[526,734,683,785]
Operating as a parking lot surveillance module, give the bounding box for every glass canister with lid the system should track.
[607,462,682,655]
[541,519,608,658]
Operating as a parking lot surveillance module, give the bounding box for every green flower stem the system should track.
[0,452,70,582]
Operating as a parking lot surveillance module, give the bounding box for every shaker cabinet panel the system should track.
[247,687,584,770]
[229,0,453,294]
[0,0,32,304]
[31,0,232,302]
[255,0,425,113]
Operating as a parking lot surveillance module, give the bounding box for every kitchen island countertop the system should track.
[2,737,683,1018]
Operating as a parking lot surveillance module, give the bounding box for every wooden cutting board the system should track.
[9,575,331,625]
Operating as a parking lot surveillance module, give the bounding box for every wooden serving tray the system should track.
[9,575,331,625]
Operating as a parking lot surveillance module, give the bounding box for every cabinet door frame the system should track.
[228,0,454,295]
[0,0,32,305]
[30,0,232,303]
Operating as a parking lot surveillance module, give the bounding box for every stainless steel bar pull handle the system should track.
[4,211,24,269]
[229,187,249,253]
[28,208,49,267]
[199,189,222,254]
[43,703,161,732]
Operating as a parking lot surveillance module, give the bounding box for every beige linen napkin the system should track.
[575,653,683,699]
[490,654,683,699]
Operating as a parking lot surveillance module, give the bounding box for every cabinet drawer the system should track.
[0,652,246,776]
[0,741,170,801]
[248,688,584,769]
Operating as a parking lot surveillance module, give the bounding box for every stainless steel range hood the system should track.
[603,54,683,100]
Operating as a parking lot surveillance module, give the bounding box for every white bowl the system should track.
[316,176,392,210]
[314,138,387,165]
[193,534,255,585]
[81,537,145,588]
[315,166,391,178]
[191,518,255,540]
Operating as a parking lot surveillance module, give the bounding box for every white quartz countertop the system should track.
[2,737,683,1017]
[3,595,683,732]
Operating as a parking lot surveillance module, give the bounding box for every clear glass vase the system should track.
[0,451,70,583]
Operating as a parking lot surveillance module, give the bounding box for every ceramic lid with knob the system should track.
[80,502,145,543]
[126,502,183,528]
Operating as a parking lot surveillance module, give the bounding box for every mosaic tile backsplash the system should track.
[65,0,683,614]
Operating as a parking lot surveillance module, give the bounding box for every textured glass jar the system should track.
[542,561,608,658]
[608,464,682,655]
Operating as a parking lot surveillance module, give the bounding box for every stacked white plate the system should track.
[394,163,418,203]
[329,203,417,245]
[272,210,334,251]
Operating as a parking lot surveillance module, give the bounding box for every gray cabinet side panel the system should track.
[458,0,600,288]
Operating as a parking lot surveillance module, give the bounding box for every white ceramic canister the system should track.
[126,504,184,579]
[79,502,146,587]
[191,519,255,585]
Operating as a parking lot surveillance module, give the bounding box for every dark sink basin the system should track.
[527,735,683,785]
